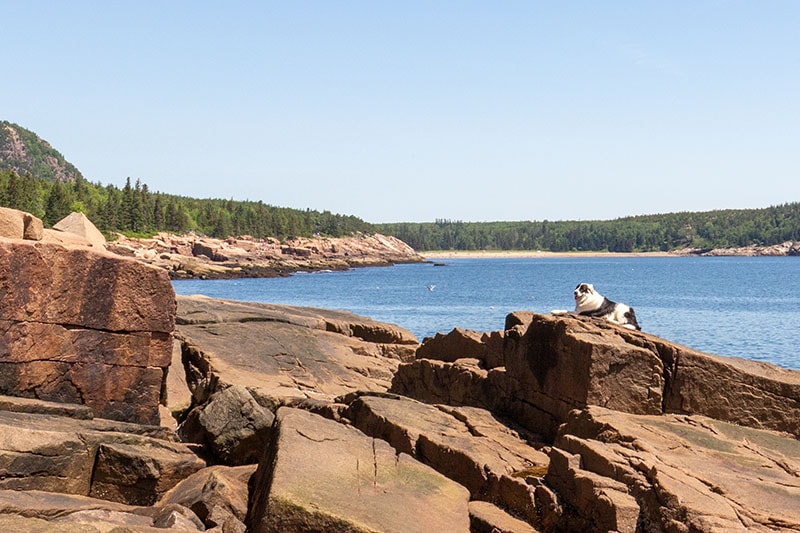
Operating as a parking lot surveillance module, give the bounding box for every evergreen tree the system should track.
[44,180,73,226]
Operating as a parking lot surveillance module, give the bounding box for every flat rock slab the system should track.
[552,406,800,532]
[177,296,418,404]
[345,394,548,523]
[247,407,470,533]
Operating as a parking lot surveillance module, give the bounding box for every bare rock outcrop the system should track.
[246,407,471,532]
[0,236,175,425]
[176,295,418,410]
[158,464,255,531]
[2,222,798,533]
[110,231,424,279]
[178,384,275,466]
[344,394,548,523]
[393,312,800,441]
[0,395,204,505]
[548,406,800,531]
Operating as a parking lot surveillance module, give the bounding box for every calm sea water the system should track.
[173,257,800,370]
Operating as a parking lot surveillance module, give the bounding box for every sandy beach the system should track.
[421,250,674,259]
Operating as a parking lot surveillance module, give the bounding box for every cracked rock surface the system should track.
[176,295,418,406]
[247,407,471,533]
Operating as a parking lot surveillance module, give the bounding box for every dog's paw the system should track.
[550,309,570,315]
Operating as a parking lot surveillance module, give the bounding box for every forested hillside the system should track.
[0,170,374,238]
[377,205,800,252]
[0,121,374,239]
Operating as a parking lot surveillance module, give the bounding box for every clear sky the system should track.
[3,2,799,223]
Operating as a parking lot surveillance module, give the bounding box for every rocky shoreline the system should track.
[109,231,424,279]
[1,207,799,532]
[424,241,800,259]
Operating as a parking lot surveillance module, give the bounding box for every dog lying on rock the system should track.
[552,282,641,330]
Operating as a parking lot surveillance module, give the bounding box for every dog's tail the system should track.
[625,307,641,331]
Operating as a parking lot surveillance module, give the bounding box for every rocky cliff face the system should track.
[0,121,83,182]
[0,232,174,425]
[1,209,798,532]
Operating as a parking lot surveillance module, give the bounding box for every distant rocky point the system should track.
[672,240,800,256]
[110,231,424,279]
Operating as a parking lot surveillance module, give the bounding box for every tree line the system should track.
[0,170,375,239]
[377,204,800,252]
[3,168,799,251]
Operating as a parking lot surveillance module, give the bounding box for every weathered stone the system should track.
[165,339,192,419]
[397,311,800,441]
[0,513,99,532]
[344,394,547,523]
[415,327,488,362]
[0,488,139,520]
[247,407,471,532]
[0,393,93,419]
[0,409,203,503]
[0,320,170,424]
[0,206,43,241]
[89,441,206,506]
[113,231,423,280]
[390,357,498,409]
[0,489,205,531]
[177,296,417,407]
[23,212,44,240]
[53,508,155,529]
[545,447,639,533]
[501,312,665,439]
[150,503,205,531]
[178,385,274,465]
[53,211,106,248]
[468,500,538,533]
[661,347,800,437]
[0,238,175,333]
[158,465,255,530]
[552,406,800,532]
[0,237,176,424]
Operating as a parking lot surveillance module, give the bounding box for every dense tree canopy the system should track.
[0,170,375,239]
[377,205,800,252]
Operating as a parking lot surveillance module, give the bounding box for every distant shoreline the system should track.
[421,250,673,259]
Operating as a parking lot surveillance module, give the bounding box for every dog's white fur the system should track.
[552,283,641,330]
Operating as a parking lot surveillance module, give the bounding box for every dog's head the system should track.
[574,283,603,310]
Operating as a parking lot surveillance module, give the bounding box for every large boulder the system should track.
[0,237,176,424]
[52,211,106,248]
[247,407,471,532]
[178,384,275,465]
[0,206,43,241]
[176,295,418,407]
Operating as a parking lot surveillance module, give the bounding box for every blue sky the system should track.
[3,2,799,223]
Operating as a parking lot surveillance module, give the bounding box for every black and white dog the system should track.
[553,283,641,330]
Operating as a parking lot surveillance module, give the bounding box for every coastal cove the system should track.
[173,255,800,370]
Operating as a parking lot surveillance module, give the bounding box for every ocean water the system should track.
[173,257,800,370]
